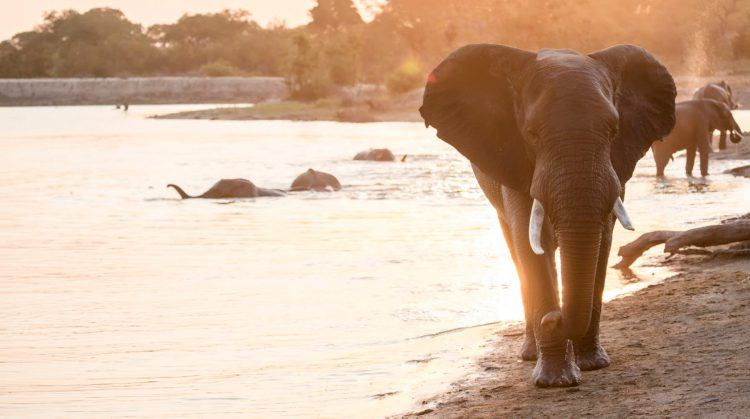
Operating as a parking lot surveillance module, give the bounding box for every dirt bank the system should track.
[152,74,750,122]
[400,255,750,417]
[152,88,424,122]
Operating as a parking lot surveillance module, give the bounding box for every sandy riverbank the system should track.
[149,74,750,122]
[150,89,424,122]
[399,251,750,417]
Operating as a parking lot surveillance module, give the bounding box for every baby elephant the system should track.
[354,148,396,161]
[651,99,743,177]
[168,179,285,199]
[290,168,342,191]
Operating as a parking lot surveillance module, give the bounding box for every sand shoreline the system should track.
[150,74,750,122]
[397,252,750,417]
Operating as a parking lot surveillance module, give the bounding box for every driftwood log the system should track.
[613,221,750,269]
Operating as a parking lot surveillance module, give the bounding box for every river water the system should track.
[1,105,749,417]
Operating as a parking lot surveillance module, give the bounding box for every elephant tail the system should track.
[167,184,193,199]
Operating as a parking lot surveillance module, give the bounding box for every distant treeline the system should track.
[2,0,750,99]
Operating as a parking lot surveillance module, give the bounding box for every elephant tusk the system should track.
[613,196,635,231]
[528,199,545,255]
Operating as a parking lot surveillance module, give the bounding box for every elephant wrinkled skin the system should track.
[421,44,676,387]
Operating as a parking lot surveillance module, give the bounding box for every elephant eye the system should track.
[608,122,619,138]
[525,127,541,141]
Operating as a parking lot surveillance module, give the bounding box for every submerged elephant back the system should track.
[353,148,395,161]
[203,179,258,198]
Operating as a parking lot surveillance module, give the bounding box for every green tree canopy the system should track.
[0,8,157,77]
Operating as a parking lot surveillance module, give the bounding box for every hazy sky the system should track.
[0,0,331,40]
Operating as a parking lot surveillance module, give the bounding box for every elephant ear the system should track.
[420,44,537,191]
[590,45,677,184]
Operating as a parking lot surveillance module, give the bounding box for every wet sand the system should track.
[401,254,750,417]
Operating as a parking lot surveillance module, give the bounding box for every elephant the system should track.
[167,178,285,199]
[290,168,342,191]
[421,44,676,387]
[693,81,739,150]
[353,148,396,161]
[652,99,743,177]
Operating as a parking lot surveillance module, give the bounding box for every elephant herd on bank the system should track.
[652,80,744,176]
[167,148,398,199]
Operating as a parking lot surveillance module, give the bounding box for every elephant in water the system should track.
[652,99,743,177]
[168,179,285,199]
[693,81,740,150]
[353,148,396,161]
[421,44,676,387]
[290,168,342,191]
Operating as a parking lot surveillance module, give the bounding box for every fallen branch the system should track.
[612,230,678,269]
[613,221,750,269]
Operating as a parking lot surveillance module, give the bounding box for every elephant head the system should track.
[706,99,744,144]
[717,80,739,109]
[420,44,676,339]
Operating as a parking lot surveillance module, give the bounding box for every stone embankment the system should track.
[0,77,287,106]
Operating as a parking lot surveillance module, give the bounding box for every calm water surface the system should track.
[1,105,749,417]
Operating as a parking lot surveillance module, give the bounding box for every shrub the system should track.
[386,59,424,95]
[199,60,245,77]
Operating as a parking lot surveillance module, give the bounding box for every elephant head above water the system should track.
[421,44,676,387]
[290,168,342,191]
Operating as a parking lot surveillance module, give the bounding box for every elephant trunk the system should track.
[531,140,620,339]
[557,227,602,339]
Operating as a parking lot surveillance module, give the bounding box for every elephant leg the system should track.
[699,134,711,176]
[573,216,614,371]
[718,129,727,150]
[497,215,537,361]
[685,145,697,177]
[654,151,669,177]
[501,187,579,387]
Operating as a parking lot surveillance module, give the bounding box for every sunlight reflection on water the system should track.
[0,105,748,417]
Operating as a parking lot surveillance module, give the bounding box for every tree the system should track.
[310,0,363,30]
[286,34,332,100]
[0,8,158,77]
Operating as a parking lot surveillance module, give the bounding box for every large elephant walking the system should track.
[652,99,743,177]
[421,44,676,387]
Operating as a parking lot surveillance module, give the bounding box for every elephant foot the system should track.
[573,339,610,371]
[532,312,580,388]
[520,331,538,361]
[532,340,581,388]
